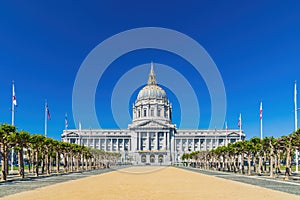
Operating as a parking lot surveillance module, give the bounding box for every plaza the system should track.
[1,166,299,200]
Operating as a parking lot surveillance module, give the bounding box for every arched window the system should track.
[150,155,155,163]
[157,108,161,117]
[158,155,164,163]
[143,109,147,117]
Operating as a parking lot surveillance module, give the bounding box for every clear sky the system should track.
[0,1,299,140]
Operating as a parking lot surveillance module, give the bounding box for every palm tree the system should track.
[243,140,254,175]
[52,140,61,173]
[265,137,277,177]
[278,135,293,179]
[9,131,30,179]
[0,124,16,181]
[43,138,54,175]
[60,142,70,172]
[249,137,262,174]
[29,134,46,177]
[291,129,300,173]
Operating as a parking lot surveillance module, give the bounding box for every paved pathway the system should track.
[1,166,299,200]
[0,167,300,199]
[0,168,117,198]
[179,166,300,196]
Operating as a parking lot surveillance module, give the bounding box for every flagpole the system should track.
[65,113,68,130]
[295,81,298,131]
[11,81,15,172]
[12,81,15,126]
[294,81,298,173]
[260,101,263,140]
[45,100,47,138]
[79,121,82,145]
[225,121,228,146]
[239,113,242,141]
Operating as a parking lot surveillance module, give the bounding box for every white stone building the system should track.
[61,64,245,165]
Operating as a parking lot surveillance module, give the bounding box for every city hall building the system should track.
[61,64,245,165]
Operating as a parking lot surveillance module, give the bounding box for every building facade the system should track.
[61,64,245,165]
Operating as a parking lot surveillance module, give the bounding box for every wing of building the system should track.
[61,63,245,165]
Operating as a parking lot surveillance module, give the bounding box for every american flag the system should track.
[260,101,263,120]
[46,104,51,120]
[65,113,68,129]
[12,82,17,106]
[225,121,228,134]
[238,113,242,127]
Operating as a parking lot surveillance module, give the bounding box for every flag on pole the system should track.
[295,81,298,131]
[79,121,82,131]
[46,104,51,120]
[260,101,263,120]
[225,121,228,134]
[12,82,17,106]
[238,113,242,127]
[65,113,68,129]
[295,81,297,106]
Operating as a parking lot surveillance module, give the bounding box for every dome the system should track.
[136,62,167,101]
[137,84,167,100]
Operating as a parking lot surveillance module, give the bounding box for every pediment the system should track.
[65,132,79,137]
[130,120,174,129]
[228,132,240,137]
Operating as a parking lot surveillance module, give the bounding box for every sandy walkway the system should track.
[1,166,299,200]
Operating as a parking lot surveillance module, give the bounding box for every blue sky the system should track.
[0,1,300,140]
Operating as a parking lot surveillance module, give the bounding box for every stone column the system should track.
[180,138,183,152]
[192,138,195,151]
[155,132,159,150]
[117,138,119,151]
[146,132,148,150]
[110,139,113,152]
[165,132,167,150]
[137,132,140,150]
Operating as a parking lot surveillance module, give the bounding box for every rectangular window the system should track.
[144,109,147,117]
[157,109,161,117]
[150,109,154,117]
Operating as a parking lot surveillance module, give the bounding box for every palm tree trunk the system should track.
[63,153,68,173]
[46,154,50,175]
[77,155,80,171]
[276,152,281,174]
[253,156,257,173]
[28,149,32,174]
[56,151,60,173]
[49,156,53,174]
[35,151,39,177]
[241,153,245,174]
[70,153,73,172]
[270,155,274,177]
[285,148,291,180]
[18,150,25,179]
[41,153,45,174]
[258,156,263,174]
[247,155,251,175]
[1,145,8,181]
